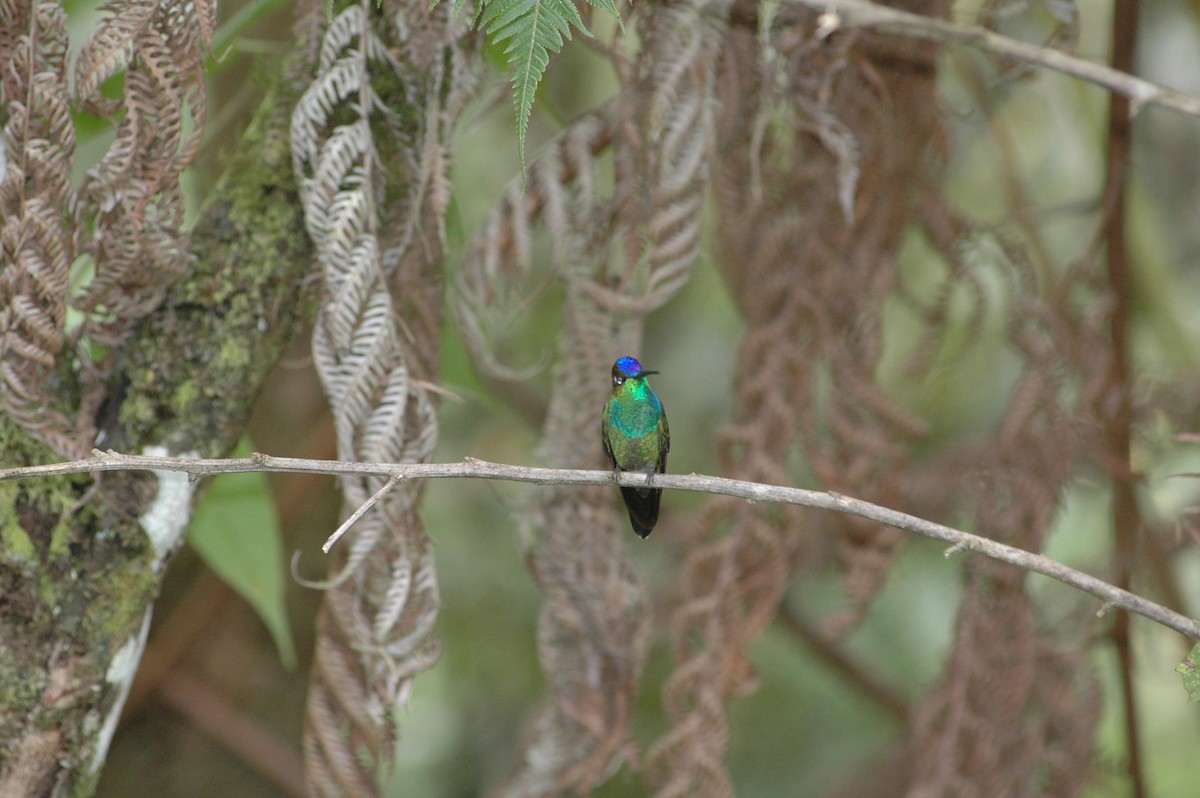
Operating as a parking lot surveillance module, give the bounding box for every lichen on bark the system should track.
[110,83,312,455]
[0,67,313,796]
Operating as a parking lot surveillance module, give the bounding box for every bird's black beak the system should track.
[638,369,659,377]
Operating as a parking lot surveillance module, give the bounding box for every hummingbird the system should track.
[601,356,670,538]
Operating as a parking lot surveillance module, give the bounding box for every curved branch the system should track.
[791,0,1200,119]
[4,450,1200,642]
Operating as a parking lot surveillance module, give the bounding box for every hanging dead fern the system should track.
[0,0,80,456]
[455,109,613,381]
[902,232,1106,796]
[454,0,728,792]
[647,5,948,794]
[291,1,477,794]
[72,0,212,353]
[458,98,647,798]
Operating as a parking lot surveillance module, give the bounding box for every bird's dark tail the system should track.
[620,485,661,539]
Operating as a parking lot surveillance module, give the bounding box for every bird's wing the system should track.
[601,403,617,469]
[658,409,670,473]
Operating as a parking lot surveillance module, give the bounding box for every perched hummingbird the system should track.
[601,356,670,538]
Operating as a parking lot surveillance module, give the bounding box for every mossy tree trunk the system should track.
[0,73,311,796]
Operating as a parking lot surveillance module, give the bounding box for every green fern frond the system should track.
[583,0,621,27]
[476,0,621,175]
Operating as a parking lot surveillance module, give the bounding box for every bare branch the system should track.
[321,474,402,553]
[793,0,1200,119]
[4,450,1200,642]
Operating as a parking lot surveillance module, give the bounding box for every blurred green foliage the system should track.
[86,0,1200,796]
[1177,644,1200,702]
[188,440,297,669]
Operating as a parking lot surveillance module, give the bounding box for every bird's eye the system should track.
[614,375,624,386]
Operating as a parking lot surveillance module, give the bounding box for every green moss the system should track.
[0,645,45,719]
[74,769,102,798]
[0,495,36,564]
[36,572,59,608]
[79,556,156,644]
[117,389,158,434]
[0,421,88,570]
[215,337,251,371]
[0,415,157,787]
[48,512,75,560]
[110,75,312,456]
[172,379,201,417]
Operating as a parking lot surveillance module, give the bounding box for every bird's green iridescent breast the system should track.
[603,381,666,471]
[606,382,662,435]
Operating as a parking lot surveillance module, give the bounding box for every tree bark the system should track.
[0,69,311,796]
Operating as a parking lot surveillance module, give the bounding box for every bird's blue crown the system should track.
[615,356,643,377]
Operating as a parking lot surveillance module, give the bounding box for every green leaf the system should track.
[1178,644,1200,703]
[582,0,621,29]
[188,440,297,669]
[477,0,620,175]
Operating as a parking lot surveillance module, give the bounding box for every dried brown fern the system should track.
[1,4,312,790]
[499,305,651,796]
[883,14,1113,783]
[72,0,211,352]
[455,110,613,382]
[455,0,727,791]
[456,108,648,795]
[647,5,948,794]
[0,0,80,456]
[903,233,1107,796]
[290,1,478,794]
[462,92,644,798]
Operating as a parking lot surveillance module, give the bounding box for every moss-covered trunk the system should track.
[0,73,311,796]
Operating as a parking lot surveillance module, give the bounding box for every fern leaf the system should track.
[582,0,621,29]
[478,0,615,175]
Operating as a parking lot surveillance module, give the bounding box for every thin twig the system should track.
[791,0,1200,119]
[4,450,1200,642]
[321,473,402,552]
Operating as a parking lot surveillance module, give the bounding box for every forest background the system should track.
[3,0,1200,796]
